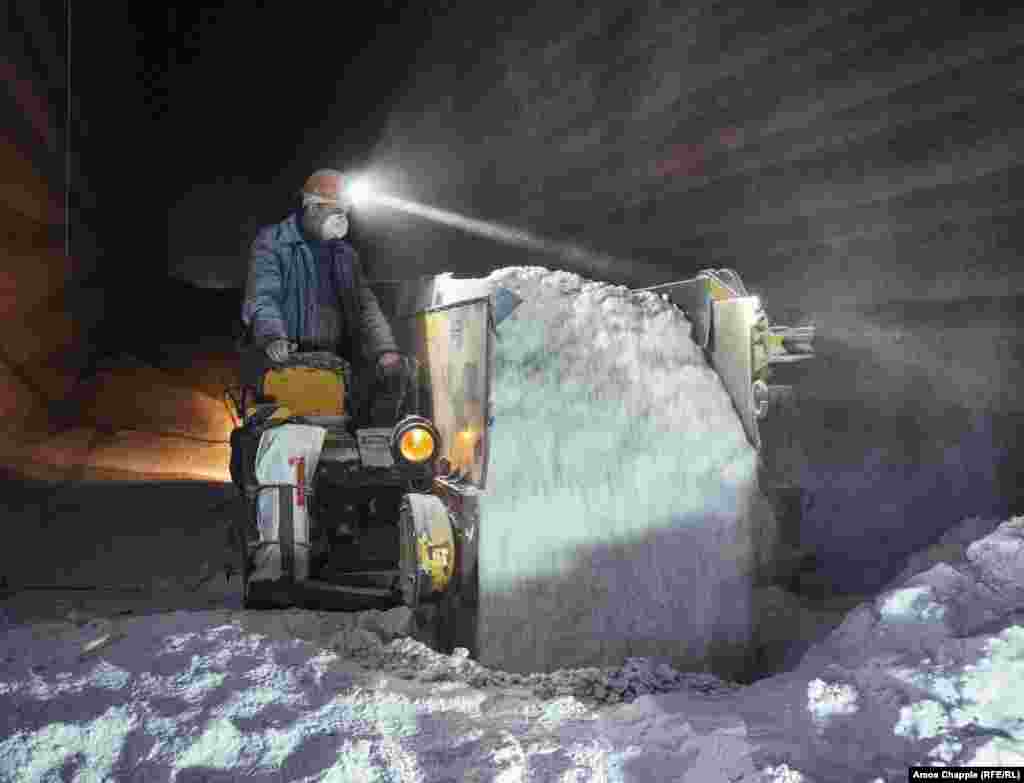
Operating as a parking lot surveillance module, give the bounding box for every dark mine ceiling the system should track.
[50,2,1021,312]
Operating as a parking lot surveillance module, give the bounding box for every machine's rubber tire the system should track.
[462,560,479,608]
[235,497,256,609]
[397,498,420,609]
[436,587,457,654]
[455,567,480,656]
[243,576,295,610]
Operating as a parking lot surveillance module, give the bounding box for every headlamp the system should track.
[346,177,373,208]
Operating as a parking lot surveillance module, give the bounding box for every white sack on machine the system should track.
[253,423,326,582]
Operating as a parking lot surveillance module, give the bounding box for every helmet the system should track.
[301,169,351,210]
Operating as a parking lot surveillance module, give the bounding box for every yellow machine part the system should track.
[417,528,454,594]
[706,275,737,302]
[401,493,455,603]
[262,367,346,418]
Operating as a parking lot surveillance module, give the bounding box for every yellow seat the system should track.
[261,366,346,418]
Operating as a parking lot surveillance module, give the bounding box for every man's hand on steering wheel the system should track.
[266,339,295,363]
[376,351,403,377]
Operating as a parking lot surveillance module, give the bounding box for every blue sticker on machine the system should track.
[493,287,523,326]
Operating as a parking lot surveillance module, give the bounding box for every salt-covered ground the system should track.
[0,515,1021,781]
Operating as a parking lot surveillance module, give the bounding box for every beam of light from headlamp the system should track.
[351,183,668,281]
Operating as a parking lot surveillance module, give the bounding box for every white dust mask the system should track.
[321,212,348,239]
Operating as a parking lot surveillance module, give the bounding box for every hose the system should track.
[223,385,245,428]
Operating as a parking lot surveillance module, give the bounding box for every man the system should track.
[241,169,402,380]
[236,169,402,552]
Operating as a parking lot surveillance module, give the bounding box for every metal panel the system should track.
[635,277,714,349]
[415,299,491,486]
[710,296,761,451]
[356,428,395,468]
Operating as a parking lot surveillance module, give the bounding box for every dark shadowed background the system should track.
[5,0,1023,594]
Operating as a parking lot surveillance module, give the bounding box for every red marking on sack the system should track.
[288,456,306,507]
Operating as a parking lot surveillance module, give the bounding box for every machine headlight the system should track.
[392,416,439,464]
[399,428,435,462]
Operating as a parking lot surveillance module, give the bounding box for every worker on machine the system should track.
[240,168,403,387]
